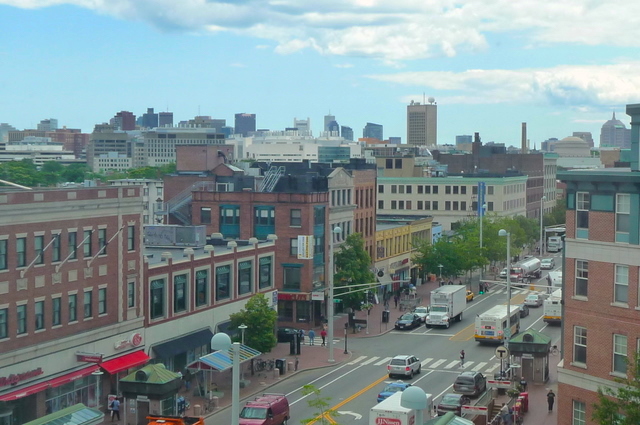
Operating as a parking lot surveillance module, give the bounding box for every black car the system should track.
[394,313,421,330]
[437,393,471,416]
[518,304,530,318]
[276,327,300,342]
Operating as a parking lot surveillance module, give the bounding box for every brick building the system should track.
[556,103,640,425]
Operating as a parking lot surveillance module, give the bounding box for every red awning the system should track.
[0,381,49,402]
[100,350,150,374]
[0,365,99,402]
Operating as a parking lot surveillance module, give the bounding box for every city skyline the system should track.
[1,1,638,146]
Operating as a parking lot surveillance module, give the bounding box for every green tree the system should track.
[228,294,277,353]
[61,163,90,183]
[544,199,567,227]
[334,233,376,312]
[300,384,341,425]
[592,351,640,424]
[40,161,65,186]
[0,159,41,187]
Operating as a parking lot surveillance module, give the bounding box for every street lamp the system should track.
[238,323,248,346]
[479,203,487,283]
[499,229,511,351]
[438,264,443,279]
[211,333,240,425]
[539,196,546,255]
[328,225,342,363]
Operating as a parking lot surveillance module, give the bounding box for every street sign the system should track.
[462,405,489,416]
[504,328,511,339]
[495,346,509,359]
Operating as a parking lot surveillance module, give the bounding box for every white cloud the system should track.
[370,63,640,107]
[333,63,354,68]
[3,1,640,61]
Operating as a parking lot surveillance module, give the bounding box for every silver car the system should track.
[541,258,555,269]
[387,355,421,378]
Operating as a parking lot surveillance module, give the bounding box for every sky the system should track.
[1,0,639,148]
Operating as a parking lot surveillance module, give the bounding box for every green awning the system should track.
[24,403,104,425]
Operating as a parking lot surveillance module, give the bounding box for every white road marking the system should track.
[361,356,380,366]
[444,360,460,369]
[420,358,434,367]
[472,362,488,371]
[347,355,367,365]
[429,359,447,369]
[375,357,392,366]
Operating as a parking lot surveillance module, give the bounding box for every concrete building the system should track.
[0,187,145,423]
[341,126,354,141]
[46,128,90,158]
[293,117,312,136]
[158,112,174,128]
[109,179,165,225]
[111,111,136,131]
[600,112,631,148]
[142,128,226,167]
[235,113,256,137]
[407,100,437,147]
[573,131,594,148]
[556,103,640,425]
[37,118,58,132]
[141,108,159,129]
[363,122,383,142]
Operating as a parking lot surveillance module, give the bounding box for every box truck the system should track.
[369,391,432,425]
[426,285,466,328]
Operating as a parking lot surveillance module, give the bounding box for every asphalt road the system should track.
[207,253,563,425]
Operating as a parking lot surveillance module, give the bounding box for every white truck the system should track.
[545,271,562,293]
[547,236,563,252]
[426,285,466,328]
[510,257,542,283]
[543,289,562,325]
[369,391,432,425]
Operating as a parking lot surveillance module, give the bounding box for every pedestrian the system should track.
[547,389,556,412]
[299,329,305,345]
[320,329,327,346]
[110,397,120,422]
[519,376,527,392]
[499,403,510,424]
[459,350,465,368]
[448,280,453,285]
[308,329,316,345]
[393,295,399,308]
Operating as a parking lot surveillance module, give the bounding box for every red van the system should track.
[239,393,290,425]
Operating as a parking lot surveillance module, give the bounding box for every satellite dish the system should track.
[428,97,435,104]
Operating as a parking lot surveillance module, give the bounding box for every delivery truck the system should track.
[369,391,432,425]
[510,257,542,283]
[543,289,562,325]
[426,285,466,328]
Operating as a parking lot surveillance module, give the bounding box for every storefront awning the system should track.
[152,329,213,359]
[0,366,98,402]
[24,403,104,425]
[100,350,150,374]
[195,345,262,372]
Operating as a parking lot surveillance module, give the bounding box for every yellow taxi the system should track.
[466,290,474,302]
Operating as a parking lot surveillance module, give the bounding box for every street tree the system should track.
[300,384,341,425]
[228,294,277,353]
[544,199,567,227]
[592,351,640,424]
[334,233,376,312]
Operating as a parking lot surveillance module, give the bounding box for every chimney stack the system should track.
[521,122,528,153]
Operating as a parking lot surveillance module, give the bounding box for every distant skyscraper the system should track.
[142,108,159,128]
[388,137,401,144]
[111,111,136,131]
[324,114,336,132]
[293,117,311,135]
[235,113,256,136]
[341,126,354,141]
[327,120,340,136]
[600,112,631,148]
[363,122,383,141]
[456,135,472,145]
[572,132,594,148]
[159,112,174,127]
[407,99,437,146]
[37,118,58,132]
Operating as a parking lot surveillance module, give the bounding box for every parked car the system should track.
[453,371,487,397]
[395,313,422,330]
[387,355,421,378]
[499,268,508,279]
[412,306,430,322]
[524,293,544,307]
[541,258,555,269]
[466,290,474,302]
[437,393,471,416]
[376,381,412,402]
[276,327,300,342]
[518,303,530,318]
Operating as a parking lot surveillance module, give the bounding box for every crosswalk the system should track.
[341,355,503,375]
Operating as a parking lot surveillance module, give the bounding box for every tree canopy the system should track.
[333,233,376,311]
[592,351,640,425]
[228,294,277,353]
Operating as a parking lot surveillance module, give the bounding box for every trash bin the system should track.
[275,359,286,376]
[382,311,389,323]
[289,339,296,355]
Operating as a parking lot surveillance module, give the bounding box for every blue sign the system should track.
[477,182,486,216]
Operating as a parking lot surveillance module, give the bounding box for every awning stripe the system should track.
[100,350,150,374]
[196,344,262,372]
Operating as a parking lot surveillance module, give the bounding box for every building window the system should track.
[386,159,393,169]
[378,200,384,209]
[0,308,7,339]
[17,305,26,335]
[34,235,44,265]
[453,186,459,195]
[68,231,77,260]
[616,193,630,241]
[487,202,493,211]
[290,238,299,256]
[195,270,208,307]
[613,334,628,374]
[174,274,187,313]
[0,239,7,270]
[314,206,325,225]
[216,266,231,301]
[417,201,423,209]
[220,205,241,238]
[573,326,587,364]
[52,234,61,262]
[290,209,302,226]
[69,294,77,322]
[35,301,44,330]
[98,288,107,315]
[445,201,451,211]
[239,261,252,295]
[391,200,397,209]
[445,186,451,194]
[425,185,432,194]
[398,200,405,209]
[572,400,586,425]
[432,201,438,210]
[378,185,384,194]
[200,207,212,224]
[614,265,629,304]
[575,260,588,297]
[259,257,272,289]
[150,279,165,319]
[283,266,301,291]
[83,230,92,258]
[461,201,467,211]
[52,298,61,326]
[461,186,467,195]
[255,207,275,225]
[128,282,135,308]
[417,186,423,194]
[83,291,92,318]
[391,185,397,194]
[98,229,107,256]
[128,225,135,251]
[576,192,590,229]
[17,237,26,267]
[488,186,494,195]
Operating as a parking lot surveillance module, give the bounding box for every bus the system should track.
[543,289,562,325]
[544,271,562,294]
[547,236,563,252]
[474,305,521,344]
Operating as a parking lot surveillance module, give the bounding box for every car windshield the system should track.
[526,295,538,300]
[441,394,461,404]
[542,259,552,263]
[455,377,474,384]
[383,384,405,393]
[240,407,267,419]
[400,314,415,320]
[390,359,406,365]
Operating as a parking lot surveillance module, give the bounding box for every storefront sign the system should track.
[114,332,144,350]
[76,352,103,363]
[297,235,314,260]
[311,291,325,301]
[278,293,308,301]
[0,367,43,387]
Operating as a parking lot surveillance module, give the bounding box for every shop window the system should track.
[150,279,165,319]
[296,301,310,323]
[216,265,231,301]
[239,261,252,295]
[195,270,208,307]
[278,300,293,321]
[174,274,187,313]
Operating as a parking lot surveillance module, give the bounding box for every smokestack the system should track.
[521,123,527,153]
[626,104,640,171]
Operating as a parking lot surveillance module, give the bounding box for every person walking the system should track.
[299,329,305,345]
[519,376,528,392]
[308,329,316,345]
[320,329,327,346]
[393,295,399,308]
[110,397,120,422]
[459,350,465,368]
[547,389,556,412]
